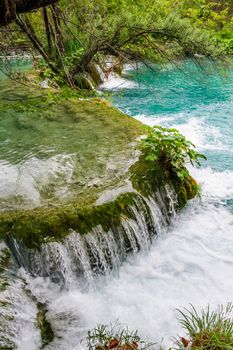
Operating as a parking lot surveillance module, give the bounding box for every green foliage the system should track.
[141,126,206,181]
[0,0,227,89]
[38,65,66,86]
[63,47,85,70]
[85,323,155,350]
[175,303,233,349]
[223,38,233,55]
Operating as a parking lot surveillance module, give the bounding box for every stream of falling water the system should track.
[1,61,233,349]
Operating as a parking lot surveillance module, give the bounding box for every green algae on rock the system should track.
[0,157,198,249]
[0,78,198,251]
[0,246,11,291]
[130,155,198,208]
[37,302,54,348]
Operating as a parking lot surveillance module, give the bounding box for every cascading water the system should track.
[0,186,177,349]
[8,190,174,290]
[1,60,233,349]
[0,244,41,350]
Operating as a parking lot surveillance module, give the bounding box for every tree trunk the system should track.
[0,0,59,25]
[42,7,53,55]
[15,15,59,74]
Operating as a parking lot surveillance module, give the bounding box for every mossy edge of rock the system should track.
[130,155,198,207]
[0,248,11,292]
[0,93,198,249]
[0,155,198,249]
[37,302,54,349]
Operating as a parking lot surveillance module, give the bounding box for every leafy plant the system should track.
[223,38,233,55]
[141,126,206,181]
[85,322,155,350]
[174,303,233,349]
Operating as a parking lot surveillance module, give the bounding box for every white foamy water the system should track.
[0,154,76,208]
[3,108,232,350]
[135,114,176,127]
[37,108,232,349]
[27,166,230,350]
[99,72,137,90]
[0,261,41,350]
[13,112,231,350]
[191,167,233,201]
[135,113,231,152]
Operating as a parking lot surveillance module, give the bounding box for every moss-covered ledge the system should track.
[0,78,198,250]
[0,155,198,249]
[130,155,198,208]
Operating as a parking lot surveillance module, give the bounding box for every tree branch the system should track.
[0,0,59,25]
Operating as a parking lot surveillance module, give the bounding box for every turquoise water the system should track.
[110,61,233,222]
[113,61,233,172]
[0,59,32,79]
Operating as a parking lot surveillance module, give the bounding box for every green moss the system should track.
[172,175,198,209]
[130,155,170,197]
[0,280,10,292]
[0,192,137,249]
[0,249,11,274]
[0,248,11,292]
[37,302,54,348]
[0,154,198,249]
[130,155,198,208]
[0,300,10,307]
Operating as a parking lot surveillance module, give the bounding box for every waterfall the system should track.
[4,186,177,291]
[0,244,41,349]
[0,184,178,349]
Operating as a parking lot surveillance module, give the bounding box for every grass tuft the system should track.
[174,303,233,350]
[84,322,155,350]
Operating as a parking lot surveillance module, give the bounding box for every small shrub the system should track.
[141,126,206,181]
[85,323,155,350]
[174,304,233,349]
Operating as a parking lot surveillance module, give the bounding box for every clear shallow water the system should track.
[0,77,139,210]
[1,61,233,349]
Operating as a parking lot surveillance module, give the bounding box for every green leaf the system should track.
[141,125,206,182]
[146,154,158,161]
